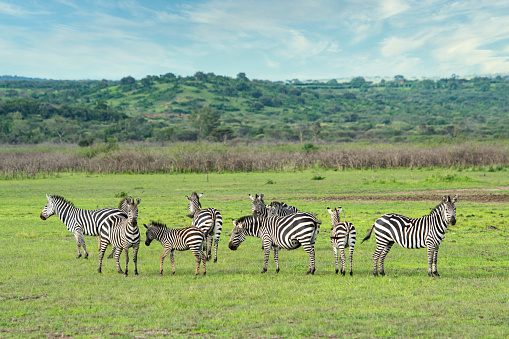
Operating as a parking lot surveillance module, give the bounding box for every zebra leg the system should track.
[262,245,270,273]
[332,245,339,274]
[107,247,116,259]
[170,250,176,275]
[114,247,123,274]
[339,247,346,276]
[207,235,213,261]
[160,248,170,276]
[349,246,354,276]
[303,243,316,275]
[202,236,209,261]
[273,246,280,274]
[193,247,201,275]
[123,247,129,277]
[213,234,219,263]
[97,240,108,273]
[432,246,440,277]
[372,245,384,276]
[427,245,439,277]
[74,232,83,259]
[133,245,139,276]
[378,243,393,276]
[201,248,207,275]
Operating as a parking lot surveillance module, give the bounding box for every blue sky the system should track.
[1,0,509,81]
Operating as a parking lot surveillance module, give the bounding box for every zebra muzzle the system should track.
[40,214,47,220]
[228,242,237,250]
[450,216,456,225]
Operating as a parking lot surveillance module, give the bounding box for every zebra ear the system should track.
[327,207,333,215]
[186,195,191,201]
[232,219,236,226]
[135,198,141,205]
[338,207,343,214]
[198,193,203,199]
[442,196,448,203]
[260,194,264,199]
[452,194,459,203]
[46,194,51,201]
[143,223,148,229]
[249,194,255,201]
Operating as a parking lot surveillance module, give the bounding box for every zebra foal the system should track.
[144,222,206,275]
[229,213,320,274]
[362,195,458,277]
[40,194,127,259]
[98,197,141,277]
[327,206,356,276]
[186,192,223,262]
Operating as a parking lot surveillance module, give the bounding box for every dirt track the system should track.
[299,188,509,203]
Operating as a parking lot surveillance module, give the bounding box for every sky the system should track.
[1,0,509,81]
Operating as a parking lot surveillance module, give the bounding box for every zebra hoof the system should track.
[373,272,378,277]
[261,268,267,274]
[335,268,339,274]
[433,271,440,277]
[135,272,139,276]
[76,254,81,259]
[350,272,353,276]
[379,271,385,276]
[214,258,217,263]
[341,271,346,276]
[276,268,280,274]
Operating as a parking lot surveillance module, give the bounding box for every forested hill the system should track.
[0,72,508,144]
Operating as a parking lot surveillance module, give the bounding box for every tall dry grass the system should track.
[1,143,507,178]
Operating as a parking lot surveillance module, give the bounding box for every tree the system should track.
[120,76,136,85]
[189,107,221,139]
[237,72,249,81]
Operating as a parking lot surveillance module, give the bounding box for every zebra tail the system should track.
[361,223,375,244]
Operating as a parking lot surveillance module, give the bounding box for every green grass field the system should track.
[1,168,508,338]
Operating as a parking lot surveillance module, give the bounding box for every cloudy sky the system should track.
[1,0,509,81]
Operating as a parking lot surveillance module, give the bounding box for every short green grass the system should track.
[0,169,508,338]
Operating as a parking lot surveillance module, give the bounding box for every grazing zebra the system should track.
[144,221,206,275]
[229,213,321,274]
[362,195,458,277]
[327,206,356,276]
[40,194,127,259]
[186,192,223,263]
[98,197,141,277]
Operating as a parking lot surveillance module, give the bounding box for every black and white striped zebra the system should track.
[186,192,223,263]
[327,206,356,276]
[144,221,206,275]
[98,197,141,276]
[105,196,133,259]
[249,194,298,217]
[228,213,320,274]
[362,195,458,277]
[40,194,127,259]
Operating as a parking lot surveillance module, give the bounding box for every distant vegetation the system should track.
[0,72,508,144]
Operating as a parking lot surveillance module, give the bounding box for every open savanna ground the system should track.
[1,168,508,338]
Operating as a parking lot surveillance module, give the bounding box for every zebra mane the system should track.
[236,215,257,224]
[118,196,131,209]
[50,195,75,207]
[191,192,200,200]
[149,221,168,229]
[429,201,445,215]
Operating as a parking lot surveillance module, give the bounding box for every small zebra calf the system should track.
[327,206,356,276]
[98,197,141,277]
[144,221,206,275]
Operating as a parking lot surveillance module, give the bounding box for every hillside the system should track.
[0,73,508,144]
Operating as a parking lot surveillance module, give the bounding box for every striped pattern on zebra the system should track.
[267,201,298,217]
[229,213,321,274]
[105,196,133,259]
[362,194,458,277]
[186,192,223,263]
[144,221,206,275]
[98,197,141,276]
[327,206,356,276]
[40,194,127,259]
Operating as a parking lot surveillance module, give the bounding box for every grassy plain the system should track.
[1,168,508,338]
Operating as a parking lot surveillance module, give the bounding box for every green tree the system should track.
[189,107,221,139]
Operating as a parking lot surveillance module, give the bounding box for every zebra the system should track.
[40,194,127,259]
[249,194,299,218]
[186,192,223,263]
[362,194,458,277]
[228,213,321,274]
[98,197,141,277]
[105,196,133,259]
[327,206,356,276]
[144,221,206,275]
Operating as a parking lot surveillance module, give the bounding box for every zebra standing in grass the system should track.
[186,192,223,262]
[229,213,321,274]
[327,206,356,276]
[362,195,458,277]
[40,194,127,259]
[144,221,206,275]
[106,196,132,259]
[98,197,141,277]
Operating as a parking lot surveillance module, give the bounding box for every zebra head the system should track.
[144,222,156,246]
[118,196,133,214]
[127,197,141,227]
[441,194,458,225]
[186,192,203,218]
[40,194,56,220]
[228,218,248,250]
[249,193,266,217]
[327,206,342,229]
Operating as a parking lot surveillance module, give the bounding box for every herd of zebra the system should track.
[39,192,459,277]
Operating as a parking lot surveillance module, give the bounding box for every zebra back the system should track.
[41,194,127,236]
